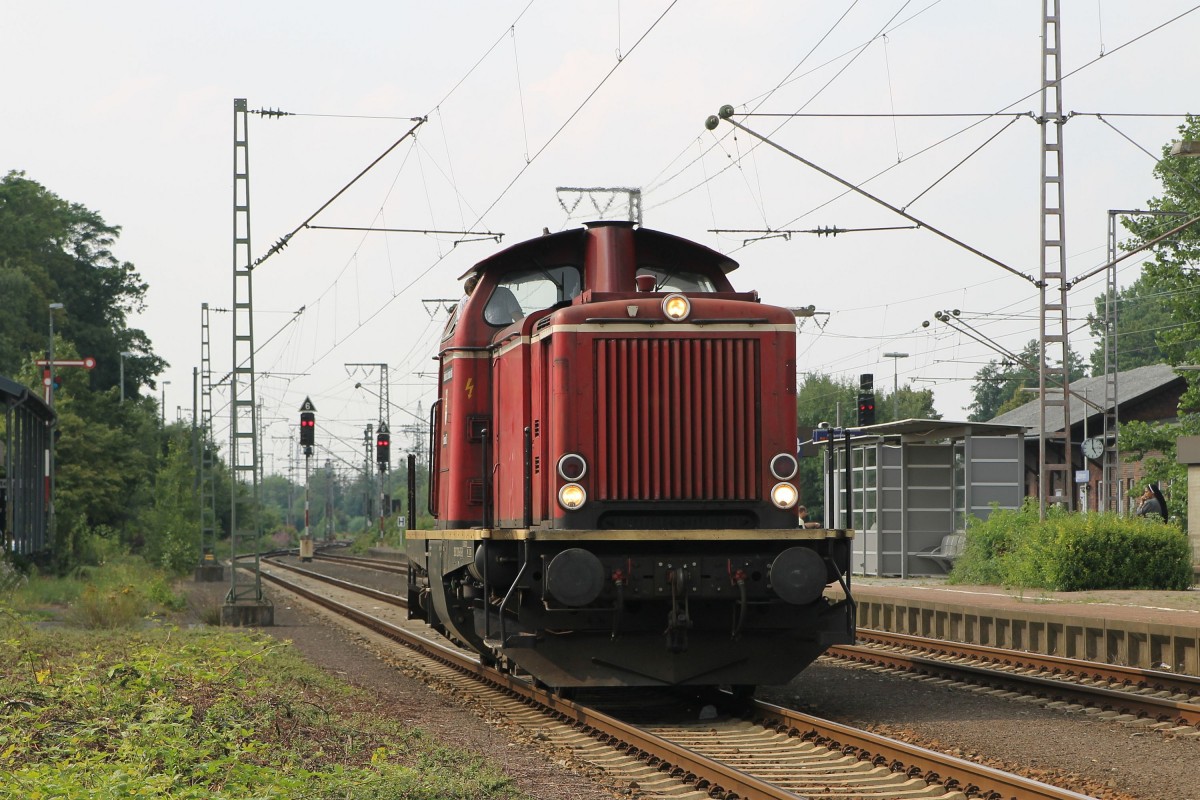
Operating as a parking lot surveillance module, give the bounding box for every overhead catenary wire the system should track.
[253,0,684,417]
[648,6,1199,231]
[249,5,1199,466]
[714,113,1037,285]
[648,1,917,215]
[249,116,427,271]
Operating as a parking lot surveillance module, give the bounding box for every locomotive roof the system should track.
[458,222,740,279]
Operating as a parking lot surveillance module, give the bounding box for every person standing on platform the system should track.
[1135,483,1169,522]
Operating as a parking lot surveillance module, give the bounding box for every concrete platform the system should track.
[840,578,1200,675]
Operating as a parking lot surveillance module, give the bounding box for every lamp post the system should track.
[119,351,133,403]
[882,352,909,418]
[161,380,171,424]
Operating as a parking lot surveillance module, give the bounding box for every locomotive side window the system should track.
[483,264,581,326]
[635,267,716,292]
[440,303,460,341]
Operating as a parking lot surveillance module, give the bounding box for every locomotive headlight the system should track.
[661,293,691,321]
[558,483,587,510]
[770,482,799,509]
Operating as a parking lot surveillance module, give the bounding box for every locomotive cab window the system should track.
[483,264,581,326]
[635,266,716,293]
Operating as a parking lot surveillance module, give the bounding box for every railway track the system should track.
[829,631,1200,733]
[294,552,1200,734]
[249,555,1095,800]
[313,550,407,574]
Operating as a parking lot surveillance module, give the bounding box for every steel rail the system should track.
[830,634,1200,727]
[313,551,409,575]
[746,700,1095,800]
[854,628,1200,696]
[254,557,1098,800]
[253,559,802,799]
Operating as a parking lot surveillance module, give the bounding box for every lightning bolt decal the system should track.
[465,377,474,399]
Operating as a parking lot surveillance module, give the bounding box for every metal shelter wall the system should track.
[1,374,54,556]
[831,427,1024,577]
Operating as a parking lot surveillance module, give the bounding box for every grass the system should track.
[0,616,533,799]
[3,556,187,628]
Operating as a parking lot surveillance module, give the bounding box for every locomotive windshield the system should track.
[484,264,581,326]
[635,266,717,293]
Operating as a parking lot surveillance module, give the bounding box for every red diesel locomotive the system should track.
[407,221,855,690]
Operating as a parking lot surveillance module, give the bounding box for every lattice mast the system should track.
[199,303,218,562]
[228,98,264,603]
[1037,1,1073,518]
[1102,212,1122,512]
[325,459,335,541]
[377,364,389,535]
[363,423,374,529]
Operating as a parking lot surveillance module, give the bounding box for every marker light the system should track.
[661,294,691,321]
[770,453,798,480]
[557,453,588,481]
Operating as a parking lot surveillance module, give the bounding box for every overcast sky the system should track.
[3,1,1197,477]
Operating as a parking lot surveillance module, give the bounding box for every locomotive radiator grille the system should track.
[594,337,760,501]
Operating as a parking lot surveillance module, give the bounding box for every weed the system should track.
[188,593,224,626]
[0,559,26,596]
[63,583,149,629]
[0,622,532,799]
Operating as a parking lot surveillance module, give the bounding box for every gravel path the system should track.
[204,559,1199,800]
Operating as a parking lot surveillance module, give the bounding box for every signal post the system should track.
[298,397,316,562]
[376,421,390,539]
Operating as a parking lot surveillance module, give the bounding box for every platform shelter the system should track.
[1,374,54,556]
[821,419,1027,578]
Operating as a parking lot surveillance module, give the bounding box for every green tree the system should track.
[794,373,939,520]
[881,384,940,422]
[1121,115,1200,409]
[139,431,201,573]
[968,339,1086,421]
[1,173,172,570]
[11,338,160,568]
[1105,116,1200,527]
[1118,417,1199,526]
[1087,269,1174,374]
[0,171,165,396]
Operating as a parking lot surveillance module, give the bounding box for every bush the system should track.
[0,559,27,597]
[952,502,1193,591]
[63,583,148,629]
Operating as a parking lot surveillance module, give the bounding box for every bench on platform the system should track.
[914,532,966,573]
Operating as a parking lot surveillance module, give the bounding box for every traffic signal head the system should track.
[300,411,315,447]
[857,392,876,426]
[376,431,391,471]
